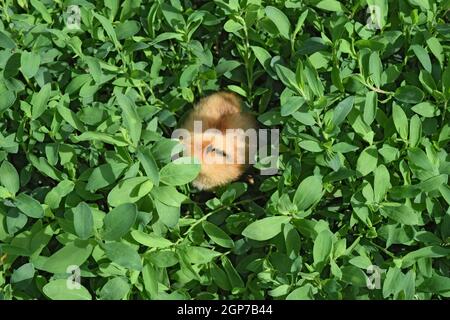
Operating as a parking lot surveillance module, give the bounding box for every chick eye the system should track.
[205,145,228,158]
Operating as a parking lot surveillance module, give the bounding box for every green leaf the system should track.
[411,102,439,118]
[242,216,291,241]
[159,157,200,186]
[107,177,153,207]
[426,37,444,66]
[99,277,130,300]
[92,11,120,48]
[15,193,44,218]
[381,204,419,225]
[57,104,85,132]
[373,165,391,203]
[130,230,173,248]
[31,83,51,120]
[410,45,432,73]
[102,203,138,241]
[419,274,450,293]
[44,180,75,209]
[116,92,142,147]
[333,96,354,126]
[401,246,450,268]
[43,279,91,300]
[0,31,16,49]
[154,199,180,228]
[356,146,378,177]
[392,103,408,140]
[286,285,314,300]
[150,186,186,207]
[293,175,323,210]
[73,202,94,240]
[0,160,20,195]
[30,0,53,23]
[315,0,343,12]
[20,51,40,79]
[313,229,333,269]
[369,51,382,87]
[274,64,299,92]
[409,115,422,147]
[281,96,305,117]
[40,240,93,274]
[363,91,377,125]
[86,163,128,192]
[0,83,16,114]
[103,242,142,270]
[184,246,221,264]
[202,221,234,248]
[137,148,160,186]
[265,6,291,39]
[394,85,424,104]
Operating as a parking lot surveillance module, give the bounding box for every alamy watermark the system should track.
[366,5,382,30]
[66,265,81,290]
[365,265,385,290]
[65,5,81,30]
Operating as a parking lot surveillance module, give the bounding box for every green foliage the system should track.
[0,0,449,300]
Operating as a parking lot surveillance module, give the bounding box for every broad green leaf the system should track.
[107,177,153,207]
[86,163,128,192]
[99,277,130,300]
[43,279,91,300]
[103,242,142,270]
[426,37,444,66]
[44,180,75,209]
[409,115,422,147]
[356,146,378,176]
[0,161,20,195]
[381,204,419,225]
[265,6,291,39]
[184,246,221,264]
[130,230,173,248]
[30,0,53,23]
[242,216,291,241]
[31,83,51,120]
[286,285,314,300]
[369,51,382,87]
[281,96,305,117]
[402,246,450,268]
[333,96,354,126]
[40,240,93,274]
[137,148,160,186]
[73,202,94,240]
[315,0,343,12]
[394,85,424,104]
[102,203,138,241]
[392,103,408,140]
[154,199,180,228]
[202,221,234,248]
[159,157,200,186]
[363,91,377,125]
[410,45,432,73]
[116,92,142,147]
[15,193,44,218]
[293,175,323,210]
[150,186,186,207]
[73,132,129,147]
[374,165,391,203]
[411,102,439,118]
[20,51,40,78]
[313,229,333,269]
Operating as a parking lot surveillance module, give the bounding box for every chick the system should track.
[179,92,257,190]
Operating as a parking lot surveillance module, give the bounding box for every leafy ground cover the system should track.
[0,0,449,300]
